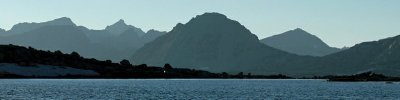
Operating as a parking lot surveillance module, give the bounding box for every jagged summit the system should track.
[146,29,160,33]
[141,29,167,43]
[48,17,76,26]
[146,29,154,33]
[105,19,145,36]
[107,19,128,28]
[114,19,127,25]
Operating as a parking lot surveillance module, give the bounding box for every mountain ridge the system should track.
[105,19,145,36]
[132,12,313,74]
[8,17,76,34]
[0,13,399,76]
[314,35,400,76]
[260,28,341,56]
[0,17,165,62]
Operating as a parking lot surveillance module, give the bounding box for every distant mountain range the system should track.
[0,17,166,61]
[132,13,312,74]
[1,13,399,76]
[105,19,146,36]
[132,13,400,76]
[260,28,342,56]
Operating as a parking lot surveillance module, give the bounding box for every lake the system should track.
[0,79,399,99]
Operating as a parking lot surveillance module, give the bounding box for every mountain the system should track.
[0,17,164,62]
[0,44,133,78]
[260,28,341,56]
[0,44,235,78]
[313,35,400,76]
[141,29,167,44]
[114,29,143,46]
[77,26,114,43]
[7,17,76,35]
[3,13,399,77]
[0,19,118,61]
[97,29,144,61]
[132,13,313,74]
[0,28,5,35]
[0,25,92,54]
[0,28,5,33]
[105,19,145,36]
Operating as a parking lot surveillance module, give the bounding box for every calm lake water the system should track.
[0,79,399,99]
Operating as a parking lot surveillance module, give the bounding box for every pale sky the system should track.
[1,0,399,47]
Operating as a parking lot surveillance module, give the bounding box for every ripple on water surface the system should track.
[0,79,399,99]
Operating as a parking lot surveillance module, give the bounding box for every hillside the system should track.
[0,44,221,78]
[260,28,341,56]
[0,18,165,62]
[132,13,314,74]
[313,35,400,76]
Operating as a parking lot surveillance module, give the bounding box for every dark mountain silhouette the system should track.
[260,28,341,56]
[312,35,400,76]
[132,12,313,74]
[7,17,76,35]
[105,19,145,36]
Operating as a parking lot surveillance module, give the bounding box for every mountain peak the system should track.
[183,12,251,35]
[277,28,316,38]
[146,29,165,33]
[132,13,287,74]
[105,19,129,34]
[115,19,126,25]
[105,19,145,36]
[49,17,76,26]
[197,12,227,18]
[54,17,72,21]
[293,28,305,31]
[189,12,229,23]
[260,28,341,56]
[288,28,309,34]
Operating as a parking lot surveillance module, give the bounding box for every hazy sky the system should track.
[1,0,399,47]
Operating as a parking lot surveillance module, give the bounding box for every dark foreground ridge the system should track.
[0,44,292,79]
[327,72,400,82]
